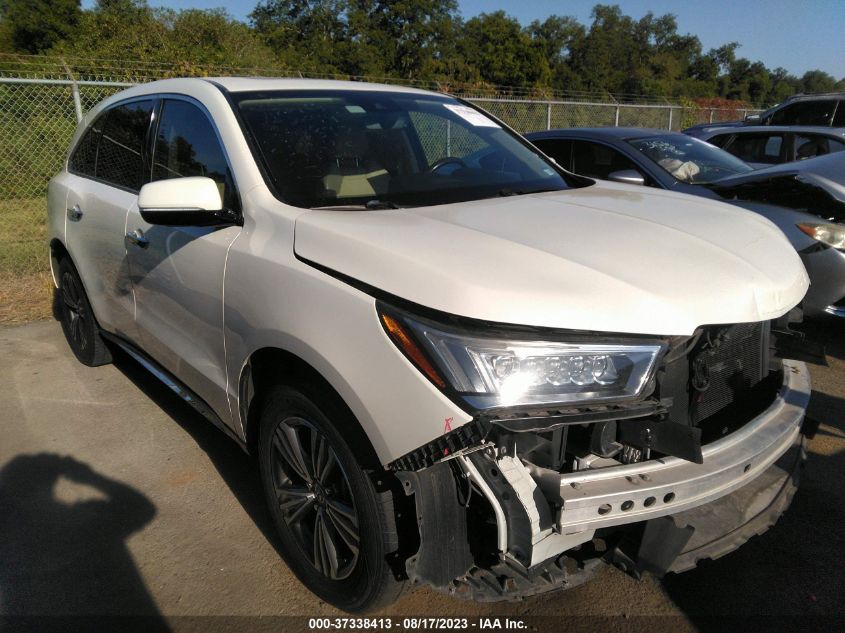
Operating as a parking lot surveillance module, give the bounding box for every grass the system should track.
[0,270,54,325]
[0,197,52,325]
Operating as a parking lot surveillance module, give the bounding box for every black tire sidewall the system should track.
[258,384,397,612]
[58,257,99,366]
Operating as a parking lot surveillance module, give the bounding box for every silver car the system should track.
[527,127,845,318]
[686,125,845,168]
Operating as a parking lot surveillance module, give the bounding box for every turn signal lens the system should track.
[797,222,845,250]
[380,313,447,389]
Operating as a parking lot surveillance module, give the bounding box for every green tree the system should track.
[348,1,459,79]
[250,0,348,72]
[0,0,81,53]
[526,15,585,91]
[458,11,549,88]
[567,5,643,95]
[800,70,838,94]
[52,0,277,71]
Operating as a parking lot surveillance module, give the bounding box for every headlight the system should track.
[379,304,663,410]
[797,222,845,249]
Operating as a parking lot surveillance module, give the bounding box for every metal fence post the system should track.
[70,80,83,123]
[614,105,620,126]
[61,57,83,123]
[709,109,714,123]
[546,103,551,130]
[668,107,673,130]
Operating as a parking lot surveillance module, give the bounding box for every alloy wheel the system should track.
[270,417,360,580]
[61,271,89,352]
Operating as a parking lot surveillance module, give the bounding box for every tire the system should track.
[57,257,112,367]
[258,383,405,612]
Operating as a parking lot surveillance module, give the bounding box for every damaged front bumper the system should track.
[395,360,811,600]
[549,360,809,532]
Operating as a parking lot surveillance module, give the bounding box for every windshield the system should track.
[627,135,753,184]
[232,90,573,208]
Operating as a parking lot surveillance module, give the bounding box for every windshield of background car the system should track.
[232,90,573,208]
[627,135,754,184]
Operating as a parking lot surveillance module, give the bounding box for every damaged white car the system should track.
[48,78,815,611]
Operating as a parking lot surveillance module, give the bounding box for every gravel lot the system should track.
[1,320,843,632]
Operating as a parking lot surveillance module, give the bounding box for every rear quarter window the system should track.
[834,101,845,127]
[68,119,103,177]
[95,100,154,190]
[706,134,732,148]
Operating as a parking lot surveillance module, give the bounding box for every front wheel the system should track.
[258,384,405,611]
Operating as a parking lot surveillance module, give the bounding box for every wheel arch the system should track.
[49,237,70,288]
[240,346,383,470]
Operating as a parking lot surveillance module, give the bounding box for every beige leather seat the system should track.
[322,128,389,198]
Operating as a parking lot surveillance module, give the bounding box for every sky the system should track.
[80,0,845,80]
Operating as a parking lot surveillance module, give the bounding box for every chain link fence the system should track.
[0,54,763,323]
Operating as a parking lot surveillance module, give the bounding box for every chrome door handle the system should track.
[125,229,149,249]
[66,204,83,221]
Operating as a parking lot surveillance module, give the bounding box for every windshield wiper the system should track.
[310,199,401,210]
[498,187,562,197]
[365,199,400,209]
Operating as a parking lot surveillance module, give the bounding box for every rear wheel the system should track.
[258,384,405,612]
[57,257,112,367]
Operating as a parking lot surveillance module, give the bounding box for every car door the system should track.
[569,140,650,183]
[530,138,574,170]
[792,133,845,161]
[723,132,785,167]
[124,97,242,425]
[64,99,155,340]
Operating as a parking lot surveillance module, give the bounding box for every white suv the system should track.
[48,78,813,611]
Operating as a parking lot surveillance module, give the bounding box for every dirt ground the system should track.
[1,319,843,632]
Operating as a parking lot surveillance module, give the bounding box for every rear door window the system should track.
[725,133,784,164]
[794,134,845,159]
[770,101,835,126]
[531,139,574,170]
[95,100,155,190]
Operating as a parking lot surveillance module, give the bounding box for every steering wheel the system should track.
[427,156,468,173]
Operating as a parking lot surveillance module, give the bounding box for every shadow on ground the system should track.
[109,349,283,558]
[661,320,845,631]
[0,452,170,631]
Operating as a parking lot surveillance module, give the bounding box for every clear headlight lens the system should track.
[380,306,663,409]
[797,222,845,250]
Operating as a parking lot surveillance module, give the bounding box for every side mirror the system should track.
[607,169,645,186]
[744,114,761,124]
[138,177,230,226]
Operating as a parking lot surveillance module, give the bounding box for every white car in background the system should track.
[48,78,813,611]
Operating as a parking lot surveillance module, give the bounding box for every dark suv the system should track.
[685,93,845,136]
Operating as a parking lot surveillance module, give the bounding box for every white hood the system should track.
[294,181,809,336]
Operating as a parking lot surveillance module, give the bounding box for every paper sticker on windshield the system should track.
[443,104,500,128]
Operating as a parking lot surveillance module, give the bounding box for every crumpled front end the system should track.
[387,319,813,601]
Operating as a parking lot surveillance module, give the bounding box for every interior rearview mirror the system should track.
[607,169,645,186]
[138,176,229,226]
